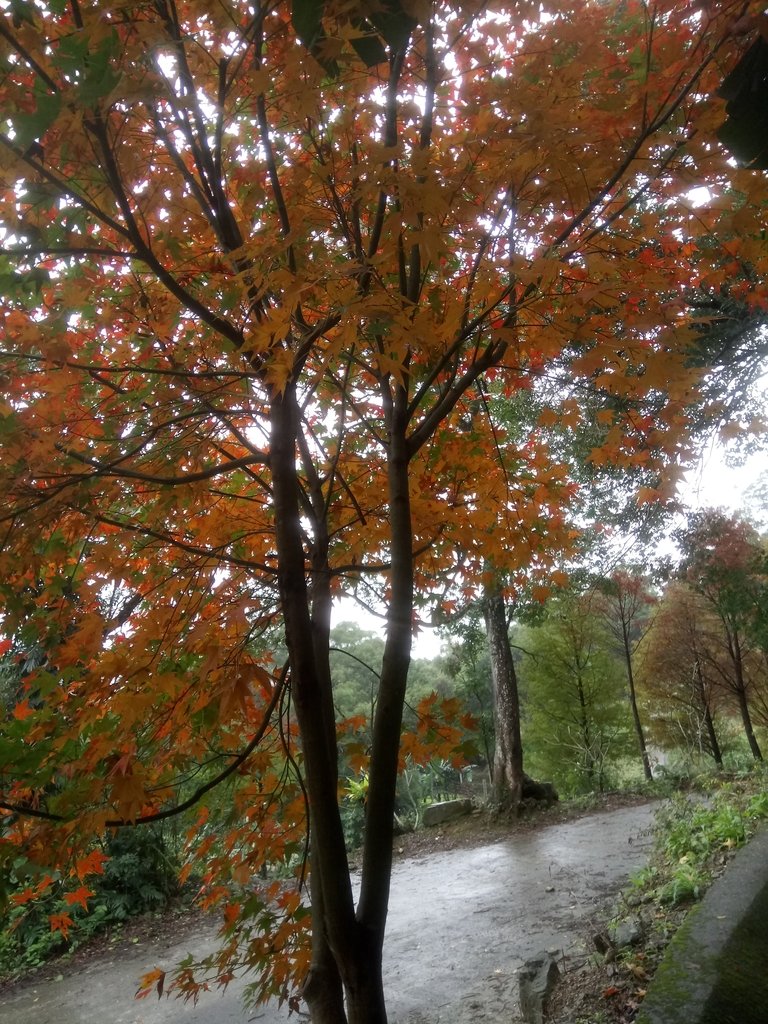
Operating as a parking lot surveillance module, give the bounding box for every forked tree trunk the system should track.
[483,580,524,810]
[270,389,362,1022]
[271,386,414,1023]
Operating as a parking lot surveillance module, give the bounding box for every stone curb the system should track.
[636,827,768,1024]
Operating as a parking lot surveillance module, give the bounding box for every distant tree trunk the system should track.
[703,703,723,768]
[729,628,762,762]
[620,627,653,781]
[483,580,524,810]
[736,683,762,762]
[693,656,723,769]
[575,673,596,786]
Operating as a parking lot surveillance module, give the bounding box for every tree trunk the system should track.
[576,674,595,785]
[483,579,524,810]
[270,389,376,1021]
[354,391,414,1023]
[621,629,653,781]
[693,656,722,769]
[302,851,347,1023]
[731,629,763,762]
[703,703,723,768]
[736,683,762,761]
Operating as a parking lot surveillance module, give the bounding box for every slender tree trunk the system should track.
[482,579,523,810]
[303,498,347,1022]
[621,628,653,781]
[352,392,415,1024]
[736,683,762,762]
[731,630,763,762]
[576,675,595,785]
[271,388,365,1022]
[703,703,723,768]
[693,656,722,769]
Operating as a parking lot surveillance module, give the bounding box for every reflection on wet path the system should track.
[0,802,658,1024]
[385,802,658,1023]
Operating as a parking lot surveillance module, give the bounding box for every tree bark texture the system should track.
[483,582,524,810]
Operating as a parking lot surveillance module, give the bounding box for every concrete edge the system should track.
[636,827,768,1024]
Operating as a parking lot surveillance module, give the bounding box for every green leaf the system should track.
[371,2,416,52]
[350,24,388,68]
[13,90,62,151]
[53,31,91,78]
[78,63,122,107]
[718,115,768,170]
[10,0,37,28]
[291,0,339,77]
[291,0,324,51]
[76,34,122,107]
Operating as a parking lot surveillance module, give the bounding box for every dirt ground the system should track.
[0,793,661,1024]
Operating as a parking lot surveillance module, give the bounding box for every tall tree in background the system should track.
[520,592,631,793]
[595,571,657,780]
[637,582,724,767]
[482,577,526,807]
[0,2,762,1021]
[677,511,766,762]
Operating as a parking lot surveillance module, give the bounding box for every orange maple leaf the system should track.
[64,885,94,911]
[136,968,166,1000]
[12,699,35,721]
[223,901,241,927]
[74,849,108,881]
[11,886,37,907]
[49,912,74,939]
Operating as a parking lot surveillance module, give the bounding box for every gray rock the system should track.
[610,916,643,949]
[518,951,560,1024]
[421,799,473,827]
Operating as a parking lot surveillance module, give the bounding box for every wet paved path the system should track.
[0,802,658,1024]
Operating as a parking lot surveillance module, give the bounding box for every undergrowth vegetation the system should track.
[0,825,180,980]
[631,771,768,910]
[564,768,768,1024]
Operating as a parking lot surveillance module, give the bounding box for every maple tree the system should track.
[0,1,765,1021]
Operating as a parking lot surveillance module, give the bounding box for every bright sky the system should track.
[682,441,768,522]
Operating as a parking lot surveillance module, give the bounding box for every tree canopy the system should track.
[0,2,766,1021]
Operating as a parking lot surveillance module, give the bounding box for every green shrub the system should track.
[98,826,179,919]
[656,860,708,905]
[631,779,768,911]
[0,824,180,979]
